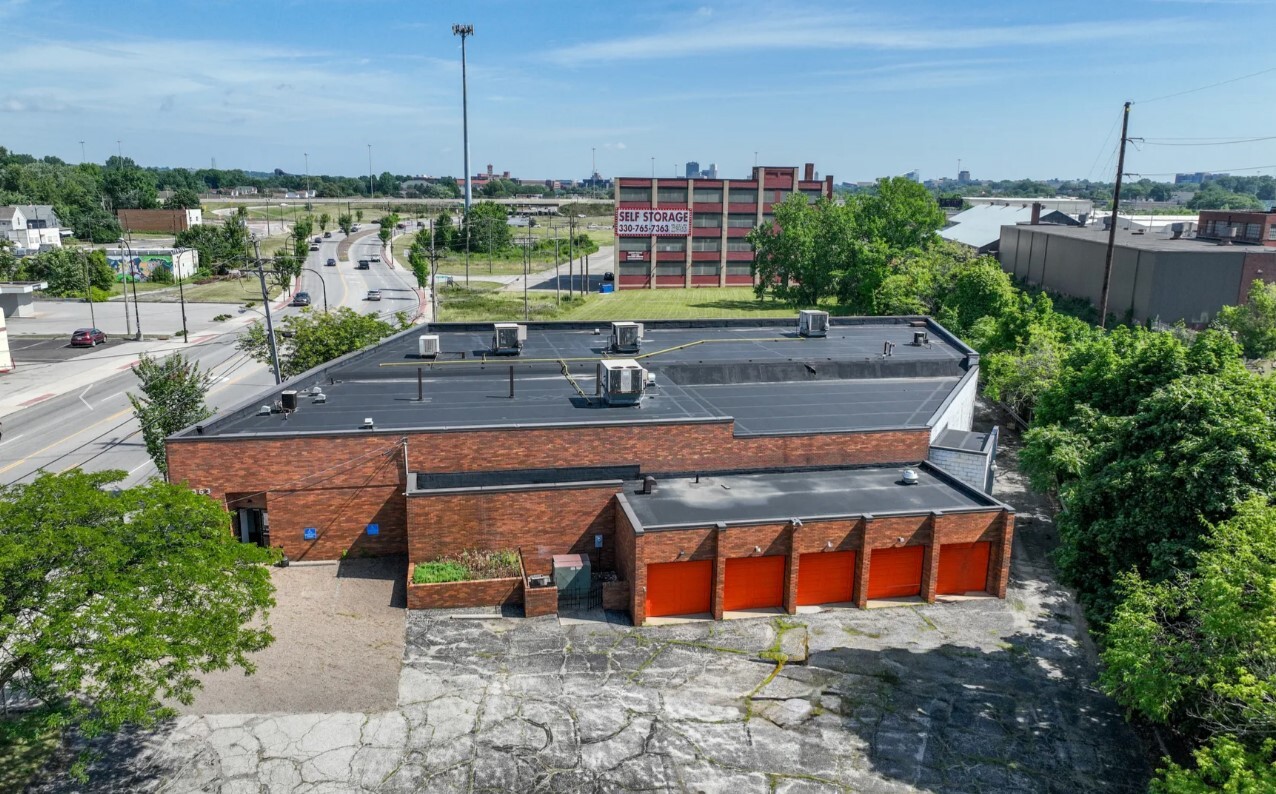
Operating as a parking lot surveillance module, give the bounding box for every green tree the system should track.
[127,353,214,476]
[855,176,946,252]
[85,249,114,292]
[432,211,456,250]
[237,306,411,379]
[1055,363,1275,622]
[355,209,364,224]
[379,225,392,246]
[1216,279,1276,359]
[1102,497,1276,791]
[461,202,510,253]
[318,212,331,232]
[338,213,353,235]
[101,156,158,211]
[933,258,1018,340]
[0,470,277,777]
[162,188,202,210]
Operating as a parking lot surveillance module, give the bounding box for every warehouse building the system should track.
[612,164,834,289]
[166,315,1013,624]
[1000,221,1276,325]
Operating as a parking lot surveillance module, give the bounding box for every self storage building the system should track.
[166,316,1013,625]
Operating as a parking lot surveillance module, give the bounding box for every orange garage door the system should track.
[645,560,713,618]
[797,551,856,606]
[937,541,991,595]
[723,556,786,611]
[867,545,925,599]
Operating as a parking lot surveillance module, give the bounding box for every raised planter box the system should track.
[406,562,523,610]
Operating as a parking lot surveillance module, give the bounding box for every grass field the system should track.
[0,721,60,791]
[177,277,284,304]
[433,285,813,323]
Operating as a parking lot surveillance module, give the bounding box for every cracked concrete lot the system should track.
[38,428,1149,792]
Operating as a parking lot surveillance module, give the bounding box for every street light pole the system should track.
[452,23,475,213]
[79,140,86,163]
[174,247,189,342]
[251,239,283,385]
[367,144,373,198]
[304,152,311,210]
[118,238,141,340]
[299,267,329,311]
[81,253,96,329]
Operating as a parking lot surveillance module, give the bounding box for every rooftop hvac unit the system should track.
[913,330,929,346]
[418,334,440,359]
[610,321,642,353]
[280,390,298,412]
[492,323,526,354]
[901,468,919,485]
[797,309,829,338]
[600,359,646,406]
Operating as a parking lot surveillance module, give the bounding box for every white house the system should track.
[0,205,64,250]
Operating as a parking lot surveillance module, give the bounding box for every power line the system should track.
[1136,65,1276,105]
[1141,135,1276,147]
[1126,164,1276,177]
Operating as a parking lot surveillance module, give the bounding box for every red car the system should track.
[70,327,106,347]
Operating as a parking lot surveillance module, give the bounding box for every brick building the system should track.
[612,164,834,289]
[1195,210,1276,247]
[166,316,1013,625]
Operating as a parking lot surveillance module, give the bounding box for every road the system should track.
[0,230,421,489]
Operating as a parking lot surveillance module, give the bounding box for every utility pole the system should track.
[367,144,373,197]
[553,224,561,304]
[82,254,96,329]
[304,152,311,209]
[523,231,530,321]
[422,220,445,321]
[116,140,122,159]
[1098,101,1132,330]
[251,240,283,384]
[453,23,475,212]
[174,247,189,341]
[568,216,576,299]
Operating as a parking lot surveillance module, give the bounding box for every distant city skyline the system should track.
[3,1,1275,183]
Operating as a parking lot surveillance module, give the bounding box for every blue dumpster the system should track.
[599,283,615,293]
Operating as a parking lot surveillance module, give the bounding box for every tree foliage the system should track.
[127,353,213,475]
[460,201,511,252]
[337,213,353,235]
[175,207,251,275]
[162,187,202,210]
[1102,497,1276,790]
[236,306,411,379]
[1216,279,1276,359]
[0,470,277,776]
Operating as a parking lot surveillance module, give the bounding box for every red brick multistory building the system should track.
[167,316,1012,625]
[1196,210,1276,247]
[612,164,834,289]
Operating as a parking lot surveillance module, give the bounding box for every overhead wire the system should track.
[1135,65,1276,105]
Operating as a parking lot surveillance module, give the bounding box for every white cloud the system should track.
[541,11,1200,65]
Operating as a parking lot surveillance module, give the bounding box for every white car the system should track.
[365,289,382,301]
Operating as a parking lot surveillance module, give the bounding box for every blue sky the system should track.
[3,0,1276,183]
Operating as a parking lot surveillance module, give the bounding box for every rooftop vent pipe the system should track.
[641,476,657,495]
[901,468,920,486]
[362,417,374,429]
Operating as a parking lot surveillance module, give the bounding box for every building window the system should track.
[1246,223,1262,240]
[727,239,754,252]
[693,214,722,228]
[729,189,758,204]
[692,238,720,252]
[801,189,823,203]
[1268,226,1276,240]
[726,262,753,276]
[690,262,719,276]
[655,239,686,252]
[657,187,688,204]
[727,214,756,228]
[618,237,650,252]
[618,262,648,275]
[619,186,651,202]
[693,188,722,203]
[762,214,775,225]
[655,262,685,276]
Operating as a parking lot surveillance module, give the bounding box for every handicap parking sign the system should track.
[303,527,317,541]
[367,523,380,536]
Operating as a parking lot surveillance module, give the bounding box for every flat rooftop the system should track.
[182,318,975,439]
[1008,224,1276,254]
[622,464,999,530]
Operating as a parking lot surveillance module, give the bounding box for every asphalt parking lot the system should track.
[7,336,129,365]
[37,432,1150,793]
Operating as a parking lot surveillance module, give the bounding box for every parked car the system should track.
[325,257,337,267]
[323,231,332,238]
[70,327,106,347]
[370,255,380,263]
[365,289,382,301]
[603,271,615,282]
[291,292,312,307]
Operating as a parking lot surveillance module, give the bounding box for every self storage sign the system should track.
[615,207,692,237]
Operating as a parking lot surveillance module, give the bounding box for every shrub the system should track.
[412,549,521,584]
[212,313,232,322]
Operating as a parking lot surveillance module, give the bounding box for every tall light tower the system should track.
[367,144,373,197]
[452,24,475,212]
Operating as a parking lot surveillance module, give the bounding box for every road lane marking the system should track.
[19,393,54,407]
[0,406,134,476]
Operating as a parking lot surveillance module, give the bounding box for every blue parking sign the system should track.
[367,523,380,536]
[303,527,317,541]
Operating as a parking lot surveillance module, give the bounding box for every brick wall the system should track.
[405,567,523,610]
[624,509,1011,624]
[168,422,927,562]
[523,584,558,617]
[1239,252,1276,302]
[407,484,617,575]
[603,580,630,611]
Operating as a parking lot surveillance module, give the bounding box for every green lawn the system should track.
[103,280,171,298]
[178,277,285,304]
[433,285,814,323]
